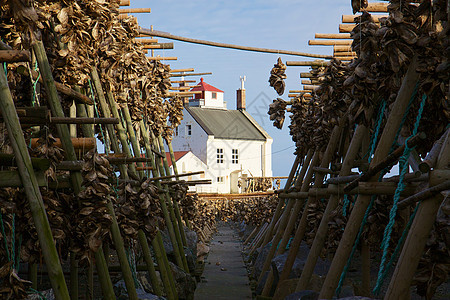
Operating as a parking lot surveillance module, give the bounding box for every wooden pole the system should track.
[385,131,450,299]
[139,120,179,298]
[319,55,420,298]
[271,122,347,295]
[260,155,302,248]
[161,136,189,245]
[79,89,139,300]
[167,139,192,229]
[258,151,320,288]
[119,8,151,13]
[0,62,70,300]
[91,69,129,178]
[139,27,332,59]
[139,121,186,271]
[155,232,178,299]
[138,231,163,296]
[121,103,145,178]
[309,40,352,46]
[154,134,190,272]
[315,33,351,39]
[16,65,93,105]
[0,50,31,62]
[244,223,264,245]
[32,40,83,193]
[296,122,369,291]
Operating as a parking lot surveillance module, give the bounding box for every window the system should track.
[212,92,217,99]
[186,124,192,136]
[216,148,224,163]
[232,149,239,164]
[175,127,178,136]
[217,176,224,183]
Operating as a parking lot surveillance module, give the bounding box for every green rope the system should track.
[28,288,48,300]
[125,247,142,289]
[31,61,40,107]
[88,79,109,154]
[374,93,427,293]
[336,195,376,296]
[373,201,421,294]
[11,213,15,266]
[0,212,11,262]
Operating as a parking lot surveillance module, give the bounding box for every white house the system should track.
[171,78,273,193]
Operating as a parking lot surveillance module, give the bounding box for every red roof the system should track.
[165,151,189,167]
[190,78,224,93]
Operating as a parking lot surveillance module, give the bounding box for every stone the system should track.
[114,280,165,300]
[137,271,163,295]
[253,242,272,279]
[285,290,319,300]
[197,241,210,260]
[27,290,55,300]
[184,227,198,271]
[169,261,196,300]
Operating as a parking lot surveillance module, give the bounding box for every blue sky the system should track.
[130,0,351,177]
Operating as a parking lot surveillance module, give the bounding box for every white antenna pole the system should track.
[240,75,246,90]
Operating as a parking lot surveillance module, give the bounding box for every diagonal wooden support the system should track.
[0,59,70,300]
[296,119,371,291]
[269,117,349,295]
[385,130,450,299]
[319,55,420,298]
[257,150,320,287]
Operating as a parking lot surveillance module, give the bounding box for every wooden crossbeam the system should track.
[168,91,202,96]
[0,50,31,62]
[169,68,194,73]
[143,43,174,49]
[309,40,352,46]
[334,56,355,61]
[136,39,158,44]
[119,8,151,14]
[342,14,387,23]
[286,60,330,67]
[170,80,196,83]
[315,33,351,39]
[120,0,130,6]
[339,24,356,33]
[365,2,388,12]
[334,45,353,52]
[169,72,212,77]
[334,51,357,56]
[147,56,177,61]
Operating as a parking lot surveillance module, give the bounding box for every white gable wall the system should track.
[205,137,269,193]
[203,91,225,109]
[171,108,208,164]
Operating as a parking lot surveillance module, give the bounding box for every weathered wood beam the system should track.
[0,50,30,62]
[169,72,212,77]
[140,27,333,59]
[136,38,158,44]
[339,24,356,33]
[286,60,330,66]
[315,33,351,39]
[143,43,174,50]
[169,68,194,73]
[16,65,93,105]
[309,39,352,46]
[342,14,387,23]
[0,63,70,299]
[119,8,151,13]
[147,56,177,61]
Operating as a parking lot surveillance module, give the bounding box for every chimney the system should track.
[237,76,246,110]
